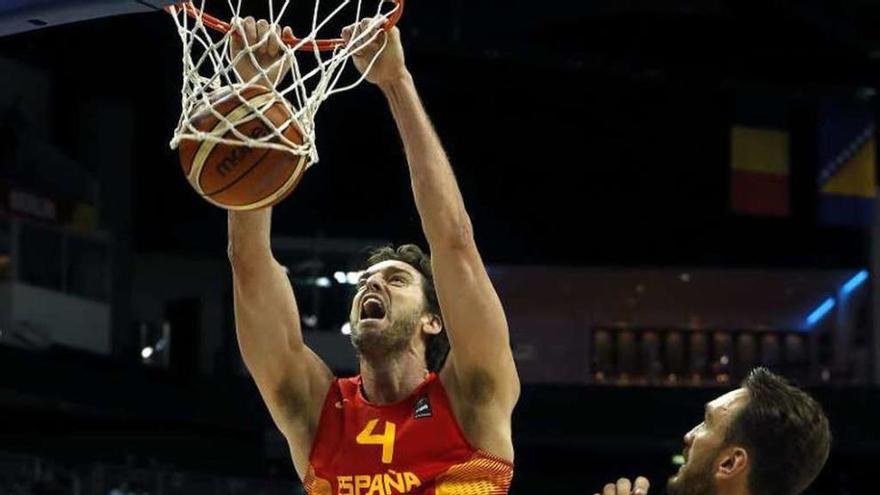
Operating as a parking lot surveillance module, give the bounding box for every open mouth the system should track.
[359,295,387,321]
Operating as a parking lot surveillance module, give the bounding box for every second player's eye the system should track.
[389,275,406,285]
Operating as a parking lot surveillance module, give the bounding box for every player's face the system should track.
[667,388,749,495]
[349,260,428,354]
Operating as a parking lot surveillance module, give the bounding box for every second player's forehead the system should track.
[360,260,421,281]
[706,388,749,421]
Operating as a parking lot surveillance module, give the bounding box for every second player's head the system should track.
[668,367,831,495]
[349,245,450,372]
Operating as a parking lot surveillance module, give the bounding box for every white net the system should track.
[167,0,402,165]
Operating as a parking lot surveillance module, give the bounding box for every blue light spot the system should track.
[806,298,836,327]
[841,270,868,296]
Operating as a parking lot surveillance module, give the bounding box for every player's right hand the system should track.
[230,17,293,88]
[593,477,650,495]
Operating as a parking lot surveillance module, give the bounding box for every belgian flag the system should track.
[730,95,790,217]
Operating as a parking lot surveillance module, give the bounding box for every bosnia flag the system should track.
[817,101,877,227]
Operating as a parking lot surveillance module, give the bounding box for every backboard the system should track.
[0,0,175,37]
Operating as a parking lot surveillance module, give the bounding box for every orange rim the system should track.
[166,0,404,52]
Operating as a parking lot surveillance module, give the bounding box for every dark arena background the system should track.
[1,0,879,493]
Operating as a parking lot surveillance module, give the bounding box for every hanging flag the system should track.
[817,101,877,227]
[730,126,790,216]
[730,95,790,217]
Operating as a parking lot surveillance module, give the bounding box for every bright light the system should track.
[346,271,362,285]
[341,323,352,335]
[806,298,836,327]
[672,455,685,466]
[141,347,154,359]
[842,270,868,296]
[315,277,331,288]
[302,315,318,328]
[334,271,347,284]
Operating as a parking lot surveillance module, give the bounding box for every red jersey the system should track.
[304,373,513,495]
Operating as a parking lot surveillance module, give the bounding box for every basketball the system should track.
[178,85,308,211]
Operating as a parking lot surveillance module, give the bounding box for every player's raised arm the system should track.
[228,210,333,477]
[345,22,520,459]
[226,21,334,479]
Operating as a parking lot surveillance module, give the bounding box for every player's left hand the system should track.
[594,477,650,495]
[341,17,407,87]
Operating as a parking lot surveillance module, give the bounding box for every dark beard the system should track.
[666,457,718,495]
[351,310,420,360]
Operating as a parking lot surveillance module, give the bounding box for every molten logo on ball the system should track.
[177,85,309,211]
[217,127,270,177]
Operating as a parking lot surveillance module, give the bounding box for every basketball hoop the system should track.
[166,0,404,165]
[168,1,403,52]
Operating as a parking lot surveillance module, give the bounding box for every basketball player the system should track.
[226,17,520,494]
[592,368,831,495]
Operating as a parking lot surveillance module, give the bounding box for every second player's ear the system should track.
[421,314,442,335]
[716,447,748,480]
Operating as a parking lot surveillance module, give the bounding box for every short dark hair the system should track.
[725,368,831,495]
[363,244,450,372]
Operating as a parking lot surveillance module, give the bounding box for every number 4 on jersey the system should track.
[356,419,397,464]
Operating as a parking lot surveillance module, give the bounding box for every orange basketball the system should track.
[178,85,309,211]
